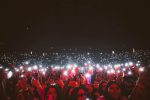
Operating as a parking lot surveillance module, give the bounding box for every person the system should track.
[45,85,61,100]
[71,86,87,100]
[97,81,127,100]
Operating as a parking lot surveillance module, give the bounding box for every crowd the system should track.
[0,50,150,100]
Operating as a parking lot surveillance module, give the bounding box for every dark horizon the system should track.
[1,0,150,50]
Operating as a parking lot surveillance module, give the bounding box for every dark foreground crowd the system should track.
[0,64,150,100]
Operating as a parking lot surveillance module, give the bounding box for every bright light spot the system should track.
[112,50,115,54]
[74,64,77,67]
[33,65,38,70]
[67,65,71,69]
[121,64,124,66]
[114,64,120,69]
[96,64,100,68]
[63,71,68,76]
[20,74,24,78]
[20,66,23,70]
[5,68,9,71]
[0,66,3,69]
[39,65,42,68]
[25,61,29,65]
[117,70,120,73]
[15,68,19,72]
[128,71,132,75]
[125,63,129,67]
[139,67,144,72]
[110,69,115,74]
[89,66,93,70]
[42,71,46,75]
[122,68,126,71]
[7,71,13,79]
[72,70,75,74]
[104,66,108,70]
[129,62,133,66]
[136,63,140,67]
[84,63,88,66]
[99,67,103,71]
[107,70,111,74]
[88,61,91,64]
[27,67,32,71]
[85,73,90,78]
[86,98,90,100]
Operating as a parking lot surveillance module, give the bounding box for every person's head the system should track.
[100,80,107,93]
[105,81,122,100]
[93,81,99,89]
[71,86,87,100]
[45,85,61,100]
[92,89,101,100]
[86,84,93,93]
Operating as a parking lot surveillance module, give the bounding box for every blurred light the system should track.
[5,68,9,71]
[129,62,133,66]
[27,67,32,71]
[117,70,120,73]
[107,70,110,74]
[15,68,19,72]
[104,66,108,70]
[88,61,91,64]
[20,74,24,78]
[7,71,13,79]
[99,67,103,71]
[121,64,124,66]
[89,66,93,70]
[85,73,90,78]
[39,65,42,68]
[139,67,144,72]
[128,71,132,75]
[72,70,75,74]
[42,71,46,75]
[122,68,126,71]
[114,64,120,69]
[96,64,100,68]
[33,65,38,70]
[136,63,140,67]
[20,66,23,70]
[112,50,115,54]
[125,63,129,67]
[86,98,90,100]
[0,66,3,69]
[67,65,71,69]
[74,64,77,67]
[110,69,115,74]
[25,61,29,65]
[63,71,68,76]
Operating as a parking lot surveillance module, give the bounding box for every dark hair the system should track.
[104,81,122,100]
[70,86,87,100]
[45,85,62,100]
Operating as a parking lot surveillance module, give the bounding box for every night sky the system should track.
[0,0,150,50]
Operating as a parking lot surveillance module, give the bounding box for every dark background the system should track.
[0,0,150,50]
